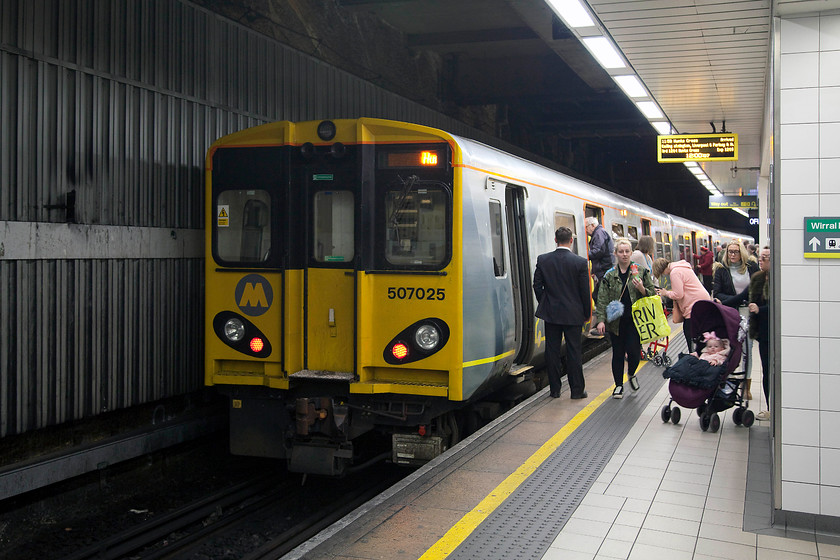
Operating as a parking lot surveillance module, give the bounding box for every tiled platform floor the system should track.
[542,346,840,560]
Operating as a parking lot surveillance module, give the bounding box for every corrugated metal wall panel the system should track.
[0,0,513,438]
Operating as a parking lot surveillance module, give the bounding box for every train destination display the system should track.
[657,133,738,162]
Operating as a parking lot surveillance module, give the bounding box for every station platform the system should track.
[283,327,839,560]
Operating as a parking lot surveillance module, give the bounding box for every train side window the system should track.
[611,223,624,239]
[655,231,664,258]
[384,185,449,267]
[554,211,577,253]
[664,233,673,259]
[627,226,639,247]
[313,190,354,263]
[490,200,505,276]
[216,189,272,263]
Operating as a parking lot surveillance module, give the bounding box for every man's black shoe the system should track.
[570,391,588,399]
[550,391,561,398]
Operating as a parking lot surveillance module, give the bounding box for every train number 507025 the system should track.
[387,287,445,301]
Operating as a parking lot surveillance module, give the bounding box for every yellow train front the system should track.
[206,118,513,476]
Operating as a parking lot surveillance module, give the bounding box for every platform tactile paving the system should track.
[446,337,687,560]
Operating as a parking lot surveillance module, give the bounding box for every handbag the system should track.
[606,275,630,322]
[632,295,672,344]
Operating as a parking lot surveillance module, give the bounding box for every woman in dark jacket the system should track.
[712,241,759,398]
[749,246,771,420]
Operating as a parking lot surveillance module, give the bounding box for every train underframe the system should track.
[221,372,542,476]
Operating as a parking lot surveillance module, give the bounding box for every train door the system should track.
[504,186,533,363]
[299,148,359,377]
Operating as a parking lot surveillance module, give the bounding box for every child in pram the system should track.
[691,331,729,366]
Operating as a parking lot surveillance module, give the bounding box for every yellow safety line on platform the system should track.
[420,324,684,559]
[418,387,611,560]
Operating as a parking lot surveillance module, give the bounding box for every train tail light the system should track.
[249,337,265,353]
[391,342,409,361]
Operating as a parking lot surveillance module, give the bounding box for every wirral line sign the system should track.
[804,217,840,258]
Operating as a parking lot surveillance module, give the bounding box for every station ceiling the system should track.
[211,0,838,233]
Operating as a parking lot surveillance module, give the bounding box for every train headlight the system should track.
[224,318,245,342]
[414,324,440,351]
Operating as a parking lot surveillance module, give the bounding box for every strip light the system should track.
[545,0,595,27]
[581,37,626,69]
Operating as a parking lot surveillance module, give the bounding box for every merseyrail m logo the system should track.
[235,274,273,316]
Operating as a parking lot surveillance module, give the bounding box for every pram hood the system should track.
[688,300,744,375]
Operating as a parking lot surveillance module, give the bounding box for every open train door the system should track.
[504,185,534,365]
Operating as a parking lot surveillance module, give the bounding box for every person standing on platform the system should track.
[698,246,715,293]
[749,246,772,419]
[630,235,655,276]
[533,227,591,400]
[595,238,656,399]
[712,241,759,399]
[585,217,614,331]
[652,256,711,353]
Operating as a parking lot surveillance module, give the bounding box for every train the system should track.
[204,118,752,476]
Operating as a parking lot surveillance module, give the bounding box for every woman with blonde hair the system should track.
[712,240,759,398]
[595,238,656,398]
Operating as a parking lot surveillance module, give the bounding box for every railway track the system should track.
[61,464,403,560]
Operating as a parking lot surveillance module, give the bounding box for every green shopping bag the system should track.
[631,295,671,344]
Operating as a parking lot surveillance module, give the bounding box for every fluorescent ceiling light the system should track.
[582,37,626,69]
[732,208,749,217]
[636,101,663,119]
[689,167,706,177]
[651,121,671,135]
[546,0,595,28]
[683,161,699,168]
[614,75,647,98]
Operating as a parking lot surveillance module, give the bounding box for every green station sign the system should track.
[804,217,840,258]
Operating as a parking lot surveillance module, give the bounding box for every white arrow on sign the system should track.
[810,237,821,250]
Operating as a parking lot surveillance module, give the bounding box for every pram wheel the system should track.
[661,405,682,424]
[663,355,672,367]
[710,413,721,432]
[733,407,743,425]
[741,409,755,428]
[647,348,656,360]
[699,412,721,432]
[696,403,706,417]
[653,355,663,366]
[670,406,681,424]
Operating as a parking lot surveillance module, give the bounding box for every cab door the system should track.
[300,151,358,377]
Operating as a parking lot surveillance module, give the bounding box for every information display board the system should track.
[709,196,757,209]
[657,133,738,162]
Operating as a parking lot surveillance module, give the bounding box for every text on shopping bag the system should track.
[631,296,671,344]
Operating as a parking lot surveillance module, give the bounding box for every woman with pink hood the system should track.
[652,257,711,352]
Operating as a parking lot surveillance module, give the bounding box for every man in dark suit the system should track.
[533,226,591,399]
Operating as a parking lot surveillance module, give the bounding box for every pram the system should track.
[645,335,671,367]
[659,300,754,431]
